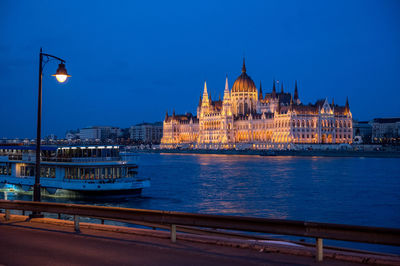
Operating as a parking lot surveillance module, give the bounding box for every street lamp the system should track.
[52,63,71,83]
[31,48,70,217]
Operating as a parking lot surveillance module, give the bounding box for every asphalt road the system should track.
[0,219,364,266]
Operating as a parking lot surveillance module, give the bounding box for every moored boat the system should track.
[0,145,150,197]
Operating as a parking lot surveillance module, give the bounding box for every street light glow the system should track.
[54,74,68,83]
[52,63,71,83]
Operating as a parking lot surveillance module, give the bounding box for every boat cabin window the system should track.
[65,166,136,180]
[42,150,56,160]
[0,163,12,176]
[19,166,56,178]
[57,146,120,159]
[19,165,56,178]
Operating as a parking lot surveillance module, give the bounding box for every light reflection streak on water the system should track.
[1,153,400,253]
[1,153,400,228]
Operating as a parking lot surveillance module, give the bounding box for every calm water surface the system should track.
[3,153,400,253]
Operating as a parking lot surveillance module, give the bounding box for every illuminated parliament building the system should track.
[161,60,353,149]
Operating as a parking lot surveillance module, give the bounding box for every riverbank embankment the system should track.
[130,149,400,158]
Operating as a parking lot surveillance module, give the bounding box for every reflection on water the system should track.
[3,154,399,227]
[1,153,400,252]
[138,154,400,227]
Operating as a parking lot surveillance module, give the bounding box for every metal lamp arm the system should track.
[41,52,66,63]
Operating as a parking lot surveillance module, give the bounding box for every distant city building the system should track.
[78,127,101,140]
[161,59,353,149]
[119,128,131,139]
[45,134,58,141]
[130,122,163,143]
[353,121,372,144]
[77,126,122,141]
[65,130,79,141]
[370,118,400,144]
[0,139,18,144]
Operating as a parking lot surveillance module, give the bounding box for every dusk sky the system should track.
[1,0,399,138]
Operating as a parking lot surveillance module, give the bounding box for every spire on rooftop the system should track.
[294,80,299,100]
[290,95,294,111]
[202,81,209,106]
[345,96,350,114]
[223,75,230,102]
[258,81,263,100]
[272,79,277,98]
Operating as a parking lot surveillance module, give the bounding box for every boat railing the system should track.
[41,157,72,162]
[70,157,121,163]
[62,175,144,182]
[8,155,23,161]
[2,154,122,163]
[11,157,123,163]
[62,178,119,183]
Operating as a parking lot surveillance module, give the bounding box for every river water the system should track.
[2,153,400,253]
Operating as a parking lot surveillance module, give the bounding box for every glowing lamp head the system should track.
[52,63,71,83]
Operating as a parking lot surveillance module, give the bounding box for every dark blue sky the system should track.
[1,0,399,138]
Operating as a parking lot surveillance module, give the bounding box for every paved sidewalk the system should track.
[0,215,397,266]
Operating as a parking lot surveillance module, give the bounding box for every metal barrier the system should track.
[1,200,400,262]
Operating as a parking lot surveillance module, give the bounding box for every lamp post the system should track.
[31,48,70,217]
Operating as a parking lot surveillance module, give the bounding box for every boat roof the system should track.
[59,145,120,149]
[0,145,120,151]
[0,145,57,151]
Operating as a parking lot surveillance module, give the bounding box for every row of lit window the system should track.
[275,120,352,128]
[64,167,136,180]
[203,112,221,117]
[20,166,56,178]
[203,135,220,140]
[202,121,222,130]
[170,120,352,134]
[293,134,352,139]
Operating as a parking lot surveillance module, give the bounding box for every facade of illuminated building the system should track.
[161,60,353,149]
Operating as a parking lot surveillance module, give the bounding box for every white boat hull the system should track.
[0,176,150,195]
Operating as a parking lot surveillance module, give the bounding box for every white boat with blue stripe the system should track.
[0,145,150,197]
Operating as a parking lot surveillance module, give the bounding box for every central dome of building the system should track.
[231,59,257,93]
